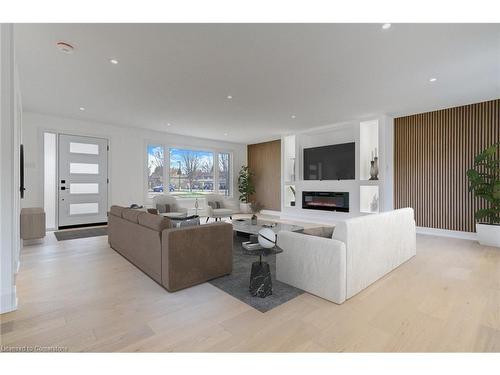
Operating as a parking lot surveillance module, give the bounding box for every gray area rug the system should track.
[54,226,108,241]
[209,235,304,313]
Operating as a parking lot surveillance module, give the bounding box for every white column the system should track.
[1,23,20,314]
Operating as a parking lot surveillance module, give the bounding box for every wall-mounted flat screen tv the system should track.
[303,142,355,180]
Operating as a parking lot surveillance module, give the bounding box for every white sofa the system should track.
[277,208,416,304]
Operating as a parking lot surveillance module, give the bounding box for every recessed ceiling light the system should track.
[166,123,171,127]
[291,115,296,119]
[224,133,228,136]
[226,95,233,100]
[56,41,75,54]
[382,23,391,30]
[429,77,437,82]
[109,58,119,65]
[79,107,85,111]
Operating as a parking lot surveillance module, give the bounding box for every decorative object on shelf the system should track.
[369,148,379,180]
[289,185,296,206]
[251,214,258,225]
[466,142,500,247]
[258,227,277,248]
[370,194,379,213]
[238,166,255,213]
[194,198,199,216]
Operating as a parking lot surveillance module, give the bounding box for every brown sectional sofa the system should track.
[108,205,233,292]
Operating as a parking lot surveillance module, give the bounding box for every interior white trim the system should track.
[416,226,477,241]
[260,209,281,217]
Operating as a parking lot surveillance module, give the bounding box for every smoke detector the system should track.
[56,41,75,54]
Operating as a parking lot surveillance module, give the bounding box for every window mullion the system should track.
[214,152,219,194]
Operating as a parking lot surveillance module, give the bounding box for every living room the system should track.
[1,1,500,373]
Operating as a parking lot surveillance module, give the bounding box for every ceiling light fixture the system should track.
[79,107,85,111]
[291,115,296,119]
[56,41,75,54]
[382,23,391,30]
[226,95,233,100]
[109,58,119,65]
[166,123,171,127]
[429,77,437,82]
[224,133,228,136]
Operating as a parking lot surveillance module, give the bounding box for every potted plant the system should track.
[238,166,255,214]
[466,142,500,247]
[250,201,263,224]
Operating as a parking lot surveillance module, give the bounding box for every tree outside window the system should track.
[147,145,164,197]
[169,148,214,196]
[218,152,231,196]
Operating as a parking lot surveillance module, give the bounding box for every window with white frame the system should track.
[147,145,231,198]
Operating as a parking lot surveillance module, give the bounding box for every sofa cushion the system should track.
[138,212,171,231]
[171,217,200,228]
[156,203,171,214]
[213,208,232,216]
[110,205,124,217]
[298,226,334,238]
[207,201,216,209]
[122,208,142,223]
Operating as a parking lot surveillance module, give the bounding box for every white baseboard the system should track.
[260,210,281,217]
[417,226,477,241]
[1,288,18,314]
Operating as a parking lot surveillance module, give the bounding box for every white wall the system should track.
[21,112,247,217]
[280,115,393,225]
[1,24,22,314]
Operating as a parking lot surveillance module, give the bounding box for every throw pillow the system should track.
[147,208,159,215]
[207,201,216,209]
[215,201,222,209]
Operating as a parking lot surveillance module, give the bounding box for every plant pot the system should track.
[239,202,252,214]
[476,223,500,248]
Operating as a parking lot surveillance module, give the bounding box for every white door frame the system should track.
[41,129,112,230]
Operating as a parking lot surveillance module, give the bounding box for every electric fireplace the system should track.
[302,191,349,212]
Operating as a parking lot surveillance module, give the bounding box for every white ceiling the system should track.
[14,23,500,144]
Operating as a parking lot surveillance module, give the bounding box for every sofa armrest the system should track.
[277,230,347,304]
[161,222,233,291]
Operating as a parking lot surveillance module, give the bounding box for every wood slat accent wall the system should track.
[247,140,281,211]
[394,99,500,232]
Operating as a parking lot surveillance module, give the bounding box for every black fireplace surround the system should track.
[302,191,349,212]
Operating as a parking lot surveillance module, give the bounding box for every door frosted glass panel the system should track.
[70,183,99,194]
[69,203,99,215]
[70,142,99,155]
[70,163,99,174]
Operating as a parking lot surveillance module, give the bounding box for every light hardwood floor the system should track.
[1,224,499,352]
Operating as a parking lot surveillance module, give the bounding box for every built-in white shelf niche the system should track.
[360,185,379,214]
[359,119,379,181]
[283,135,296,182]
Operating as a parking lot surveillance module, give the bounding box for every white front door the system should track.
[58,134,109,228]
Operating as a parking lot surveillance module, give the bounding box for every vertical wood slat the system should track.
[394,99,500,233]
